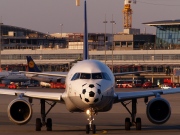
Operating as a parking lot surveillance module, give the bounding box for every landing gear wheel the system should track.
[92,124,96,134]
[46,118,52,131]
[86,124,90,134]
[136,117,141,130]
[125,118,131,130]
[36,118,42,131]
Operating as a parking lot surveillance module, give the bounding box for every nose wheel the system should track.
[86,108,97,134]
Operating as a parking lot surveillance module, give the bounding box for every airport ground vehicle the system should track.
[40,82,51,88]
[50,82,65,89]
[0,83,6,88]
[8,83,17,89]
[116,79,142,88]
[142,81,158,88]
[161,84,172,89]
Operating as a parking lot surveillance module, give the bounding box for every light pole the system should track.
[60,24,63,38]
[103,14,108,64]
[110,15,116,73]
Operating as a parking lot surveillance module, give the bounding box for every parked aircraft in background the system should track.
[0,71,29,85]
[0,1,180,134]
[25,56,66,83]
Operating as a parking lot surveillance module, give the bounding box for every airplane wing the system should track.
[21,70,149,77]
[20,71,68,78]
[113,70,151,76]
[114,88,180,103]
[0,89,65,102]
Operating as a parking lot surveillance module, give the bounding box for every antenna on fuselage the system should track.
[83,0,88,60]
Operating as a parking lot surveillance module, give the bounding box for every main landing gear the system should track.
[121,99,142,130]
[36,99,56,131]
[85,108,97,134]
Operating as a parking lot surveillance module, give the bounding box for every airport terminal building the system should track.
[143,20,180,49]
[0,21,180,84]
[0,24,67,49]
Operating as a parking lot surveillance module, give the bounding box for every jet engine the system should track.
[7,98,32,125]
[146,97,171,124]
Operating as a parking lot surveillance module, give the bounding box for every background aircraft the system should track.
[25,56,66,83]
[0,71,29,85]
[0,0,180,134]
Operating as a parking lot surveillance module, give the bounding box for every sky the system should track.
[0,0,180,34]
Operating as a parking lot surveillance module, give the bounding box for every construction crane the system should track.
[123,0,136,29]
[76,0,80,6]
[76,0,136,30]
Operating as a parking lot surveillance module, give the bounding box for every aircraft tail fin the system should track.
[83,0,88,60]
[26,56,41,72]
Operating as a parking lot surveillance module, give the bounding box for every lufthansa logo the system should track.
[29,61,34,68]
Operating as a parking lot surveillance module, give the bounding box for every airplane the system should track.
[0,70,29,85]
[0,0,180,134]
[25,56,66,83]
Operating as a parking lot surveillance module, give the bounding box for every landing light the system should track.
[86,109,90,115]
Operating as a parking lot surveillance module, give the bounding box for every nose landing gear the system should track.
[86,108,97,134]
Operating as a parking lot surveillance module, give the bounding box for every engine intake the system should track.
[146,97,171,124]
[8,98,32,125]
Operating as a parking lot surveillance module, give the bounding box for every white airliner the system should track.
[0,0,180,134]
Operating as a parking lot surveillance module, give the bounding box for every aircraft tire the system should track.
[125,118,131,130]
[36,118,42,131]
[92,124,96,134]
[46,118,52,131]
[136,118,141,130]
[86,124,90,134]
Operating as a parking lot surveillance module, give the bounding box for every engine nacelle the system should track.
[7,98,32,125]
[146,97,171,124]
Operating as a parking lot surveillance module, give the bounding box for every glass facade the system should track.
[156,25,180,49]
[143,20,180,50]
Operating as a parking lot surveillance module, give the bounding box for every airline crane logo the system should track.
[29,60,35,68]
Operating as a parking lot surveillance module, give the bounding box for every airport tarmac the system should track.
[0,87,180,135]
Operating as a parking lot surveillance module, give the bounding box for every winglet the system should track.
[26,56,41,72]
[83,0,88,60]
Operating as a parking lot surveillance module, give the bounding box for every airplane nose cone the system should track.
[80,83,103,105]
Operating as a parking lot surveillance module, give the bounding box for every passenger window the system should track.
[92,73,102,79]
[80,73,91,79]
[102,72,111,80]
[71,73,80,80]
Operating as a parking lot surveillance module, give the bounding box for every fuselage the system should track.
[0,71,29,84]
[26,72,67,83]
[63,59,115,112]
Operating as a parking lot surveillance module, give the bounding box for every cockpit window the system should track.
[80,73,91,79]
[92,73,102,79]
[71,72,111,81]
[102,72,111,80]
[71,73,80,80]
